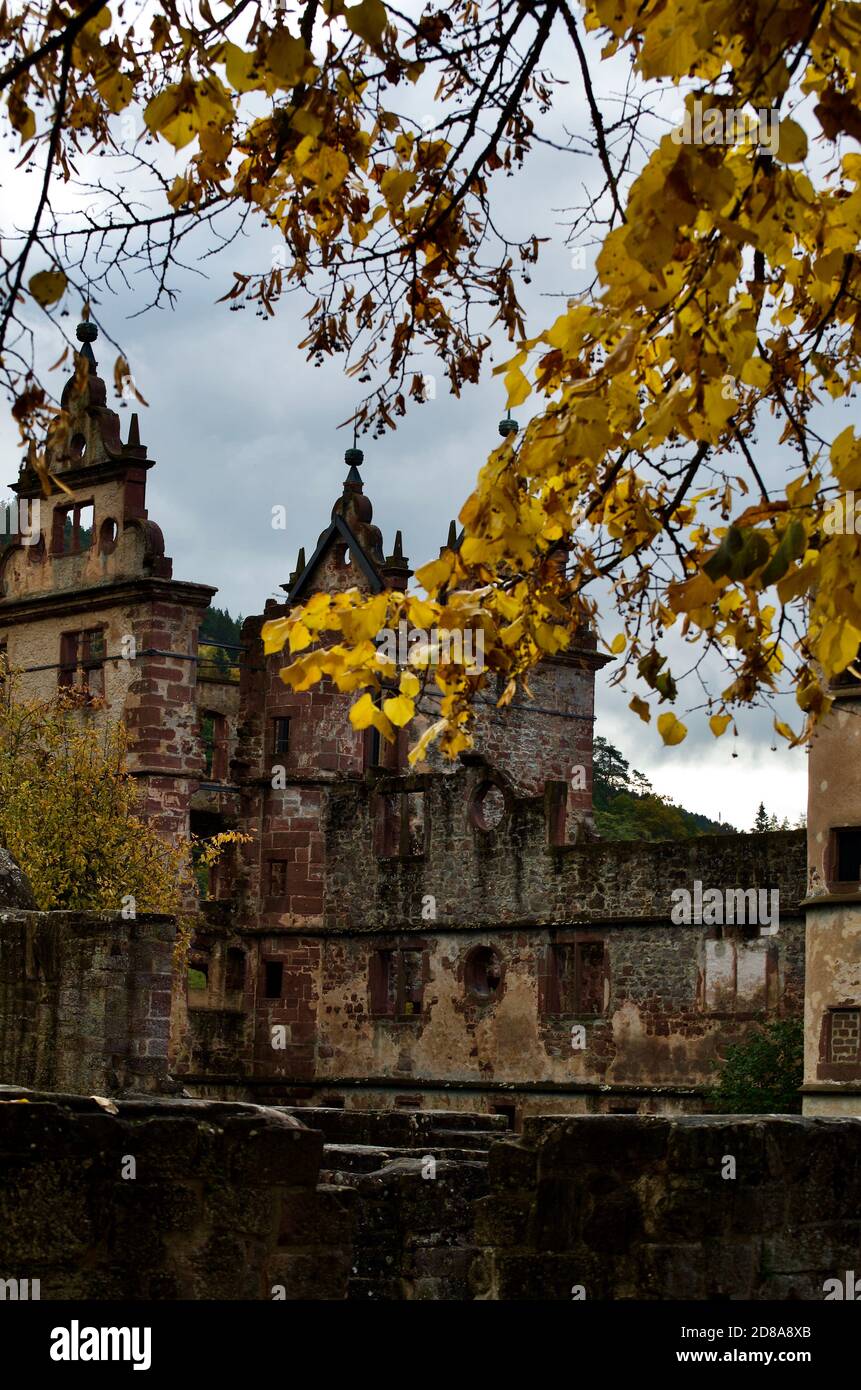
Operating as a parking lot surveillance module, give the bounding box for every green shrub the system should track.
[706,1018,804,1114]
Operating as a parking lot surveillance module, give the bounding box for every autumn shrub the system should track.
[0,681,249,916]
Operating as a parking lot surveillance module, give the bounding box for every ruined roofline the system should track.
[284,511,384,603]
[9,455,154,500]
[0,575,217,625]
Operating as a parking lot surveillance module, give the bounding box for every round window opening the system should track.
[471,781,507,832]
[465,946,503,1001]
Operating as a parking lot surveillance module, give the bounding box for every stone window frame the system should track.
[267,859,289,898]
[825,826,861,893]
[697,924,779,1021]
[463,944,505,1005]
[540,933,609,1019]
[262,958,284,1000]
[817,1003,861,1081]
[58,625,106,698]
[374,786,427,860]
[469,777,510,834]
[368,940,428,1022]
[271,716,291,758]
[225,946,246,997]
[51,498,95,557]
[200,710,229,782]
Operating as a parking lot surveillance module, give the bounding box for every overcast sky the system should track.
[0,5,814,831]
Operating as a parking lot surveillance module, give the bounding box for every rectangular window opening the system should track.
[264,960,283,1000]
[58,627,106,696]
[369,947,425,1019]
[833,827,861,886]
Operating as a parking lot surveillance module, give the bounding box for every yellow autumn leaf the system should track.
[28,270,67,307]
[415,556,453,595]
[405,596,437,627]
[460,537,493,565]
[288,621,312,653]
[399,671,420,698]
[223,42,261,93]
[740,357,771,389]
[345,0,388,46]
[268,31,307,86]
[777,119,808,165]
[339,592,389,644]
[504,364,531,409]
[629,695,651,723]
[349,693,377,730]
[408,718,446,765]
[709,713,732,737]
[261,618,290,655]
[774,718,796,742]
[381,168,415,210]
[657,712,687,746]
[96,69,133,114]
[383,693,414,726]
[608,633,626,654]
[11,103,36,144]
[307,145,350,193]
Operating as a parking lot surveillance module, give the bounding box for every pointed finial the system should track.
[392,529,404,559]
[127,413,140,448]
[296,546,306,573]
[446,519,458,549]
[499,411,518,439]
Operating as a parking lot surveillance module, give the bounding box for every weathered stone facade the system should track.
[1,322,810,1122]
[0,901,174,1096]
[803,687,861,1116]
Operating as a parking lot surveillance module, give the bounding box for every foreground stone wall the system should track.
[471,1113,861,1300]
[3,1100,860,1301]
[0,911,175,1095]
[0,1089,353,1299]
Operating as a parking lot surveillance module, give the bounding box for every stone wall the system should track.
[323,767,806,930]
[804,690,861,1116]
[0,910,175,1095]
[4,1098,860,1301]
[171,773,806,1114]
[0,1089,352,1299]
[471,1113,861,1299]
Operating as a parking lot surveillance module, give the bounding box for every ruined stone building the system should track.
[4,320,856,1127]
[803,676,861,1116]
